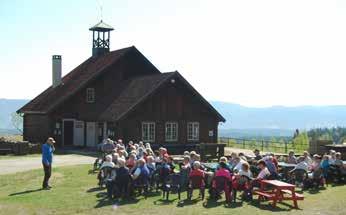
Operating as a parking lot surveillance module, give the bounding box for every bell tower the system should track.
[89,20,114,57]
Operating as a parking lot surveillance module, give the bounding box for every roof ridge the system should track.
[17,46,135,114]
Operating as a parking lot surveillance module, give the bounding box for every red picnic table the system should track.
[254,180,304,208]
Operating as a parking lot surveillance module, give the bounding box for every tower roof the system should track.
[89,20,114,32]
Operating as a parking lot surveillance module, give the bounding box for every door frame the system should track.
[62,119,75,147]
[86,121,97,147]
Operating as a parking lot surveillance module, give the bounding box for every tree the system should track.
[11,112,23,134]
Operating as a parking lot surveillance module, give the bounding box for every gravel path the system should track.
[0,154,95,175]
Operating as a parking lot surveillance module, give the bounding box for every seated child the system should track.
[180,156,191,189]
[256,160,270,180]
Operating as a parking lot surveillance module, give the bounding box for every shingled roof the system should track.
[98,72,176,121]
[18,46,225,123]
[17,46,134,114]
[98,71,226,122]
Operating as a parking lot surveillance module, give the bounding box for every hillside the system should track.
[211,101,346,130]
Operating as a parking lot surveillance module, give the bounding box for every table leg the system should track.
[292,187,298,209]
[272,188,280,207]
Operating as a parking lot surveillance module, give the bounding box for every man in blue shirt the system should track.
[42,137,55,190]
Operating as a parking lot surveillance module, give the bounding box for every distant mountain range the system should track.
[211,101,346,130]
[1,99,346,137]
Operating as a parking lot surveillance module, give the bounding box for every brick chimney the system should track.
[52,55,62,88]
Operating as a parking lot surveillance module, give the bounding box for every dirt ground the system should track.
[0,154,95,175]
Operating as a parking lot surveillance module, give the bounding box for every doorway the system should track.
[63,120,74,146]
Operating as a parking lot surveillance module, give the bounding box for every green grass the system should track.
[220,139,309,154]
[0,165,345,215]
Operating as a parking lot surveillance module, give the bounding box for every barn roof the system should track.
[98,72,176,121]
[17,46,134,114]
[18,46,225,123]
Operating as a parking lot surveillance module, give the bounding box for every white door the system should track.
[86,122,97,147]
[74,121,84,146]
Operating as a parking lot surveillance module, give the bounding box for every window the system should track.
[86,88,95,103]
[187,122,199,141]
[165,122,178,141]
[142,122,155,142]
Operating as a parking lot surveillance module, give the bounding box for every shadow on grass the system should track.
[154,199,176,205]
[87,187,104,193]
[145,191,162,198]
[176,199,201,207]
[303,185,327,195]
[249,200,294,212]
[202,199,224,208]
[94,194,140,208]
[225,201,244,208]
[9,188,43,196]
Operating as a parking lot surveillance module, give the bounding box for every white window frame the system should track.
[165,122,178,142]
[187,122,199,141]
[86,88,95,103]
[142,122,155,142]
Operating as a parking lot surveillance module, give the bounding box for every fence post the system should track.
[243,139,245,149]
[285,141,288,154]
[261,140,264,151]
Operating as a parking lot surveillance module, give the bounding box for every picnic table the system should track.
[254,180,304,208]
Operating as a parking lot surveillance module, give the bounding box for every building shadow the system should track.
[9,188,43,196]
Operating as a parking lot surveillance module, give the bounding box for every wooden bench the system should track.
[281,189,304,200]
[254,190,275,200]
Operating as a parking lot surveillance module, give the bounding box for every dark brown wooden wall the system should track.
[117,78,219,144]
[23,114,52,144]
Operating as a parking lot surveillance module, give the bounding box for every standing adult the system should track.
[42,137,55,190]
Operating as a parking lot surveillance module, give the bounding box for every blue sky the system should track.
[2,0,346,107]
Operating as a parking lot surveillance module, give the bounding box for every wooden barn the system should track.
[17,20,226,148]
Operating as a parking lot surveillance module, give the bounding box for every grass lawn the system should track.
[0,165,345,215]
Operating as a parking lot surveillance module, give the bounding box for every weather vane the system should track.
[97,0,103,21]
